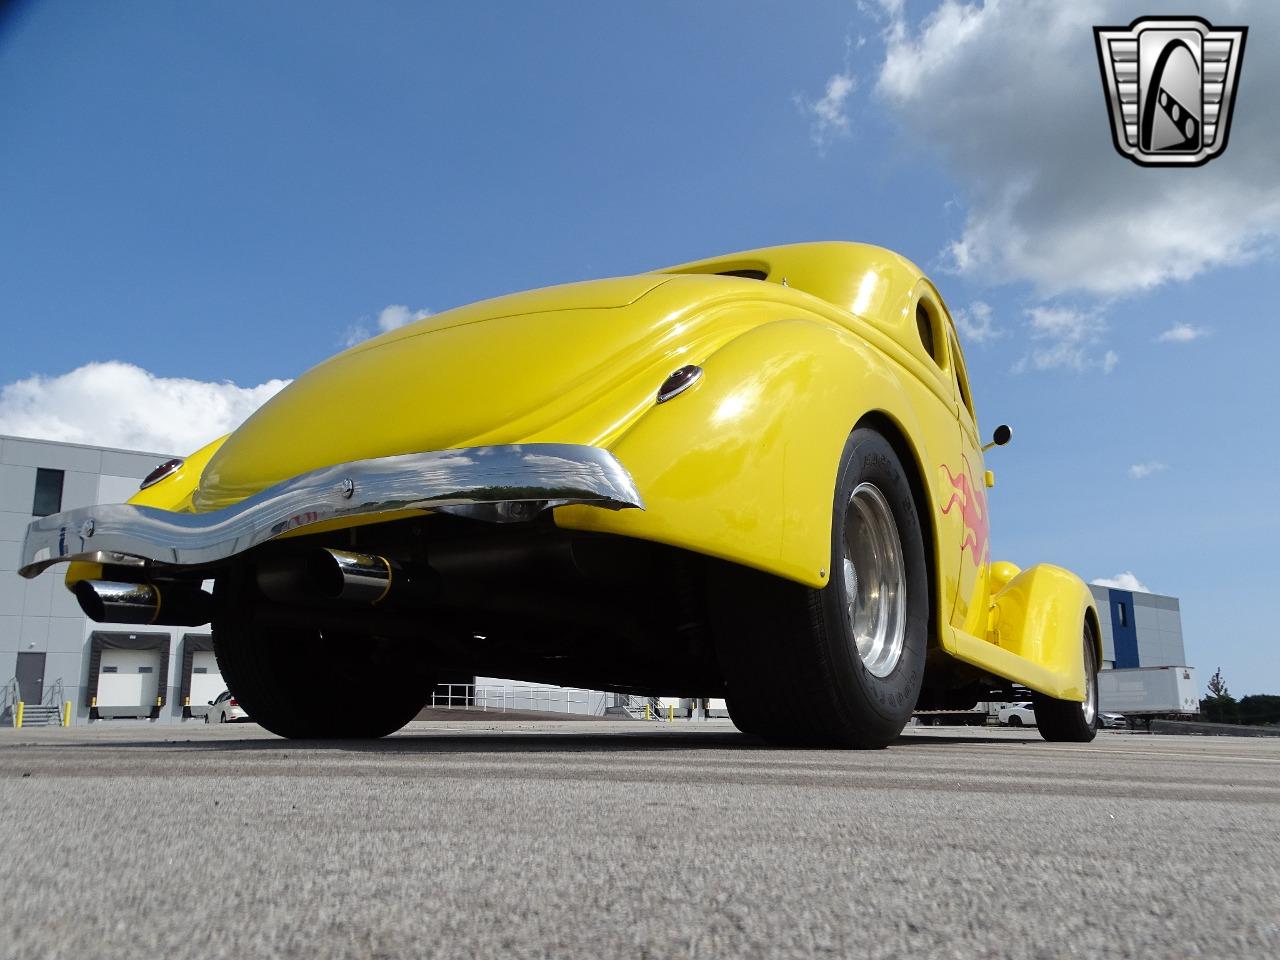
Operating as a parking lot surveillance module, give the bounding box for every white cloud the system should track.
[798,72,857,151]
[857,0,906,39]
[872,1,1280,298]
[1128,460,1167,480]
[1156,323,1210,343]
[953,300,999,344]
[344,304,431,347]
[0,362,289,455]
[375,304,430,334]
[1092,571,1151,593]
[1012,306,1115,374]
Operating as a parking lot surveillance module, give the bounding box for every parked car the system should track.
[204,690,248,724]
[21,242,1102,747]
[999,702,1037,727]
[1099,711,1127,729]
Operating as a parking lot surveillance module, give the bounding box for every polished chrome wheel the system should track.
[1082,640,1098,727]
[713,427,928,747]
[841,482,907,678]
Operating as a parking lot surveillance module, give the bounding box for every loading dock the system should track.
[87,632,170,720]
[177,633,221,717]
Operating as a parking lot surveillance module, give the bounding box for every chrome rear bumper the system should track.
[19,444,642,579]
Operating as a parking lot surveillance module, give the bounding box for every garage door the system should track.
[97,649,162,717]
[190,651,225,714]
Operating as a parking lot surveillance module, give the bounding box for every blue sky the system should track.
[2,1,1278,694]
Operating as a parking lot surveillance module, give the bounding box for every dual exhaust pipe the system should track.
[75,548,412,627]
[73,579,213,627]
[256,548,413,606]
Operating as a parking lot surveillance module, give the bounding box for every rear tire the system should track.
[1033,621,1100,743]
[212,563,433,739]
[712,428,928,748]
[1007,715,1022,727]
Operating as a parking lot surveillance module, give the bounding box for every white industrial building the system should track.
[1089,583,1198,716]
[1089,583,1186,671]
[0,434,217,725]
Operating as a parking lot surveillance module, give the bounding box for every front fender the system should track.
[554,315,944,588]
[982,563,1100,701]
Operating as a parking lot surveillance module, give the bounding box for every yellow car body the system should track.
[28,241,1098,737]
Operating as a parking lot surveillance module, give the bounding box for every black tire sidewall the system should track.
[817,428,929,733]
[1033,624,1100,743]
[212,563,429,739]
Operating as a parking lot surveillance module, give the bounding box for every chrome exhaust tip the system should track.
[257,548,405,606]
[309,548,394,605]
[73,580,211,627]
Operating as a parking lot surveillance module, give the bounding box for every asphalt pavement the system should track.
[2,720,1277,960]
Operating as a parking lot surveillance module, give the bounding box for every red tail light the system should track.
[229,699,238,707]
[140,457,184,490]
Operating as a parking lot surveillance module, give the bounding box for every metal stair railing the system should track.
[427,683,611,716]
[1,678,18,726]
[42,678,65,709]
[608,693,660,720]
[15,705,63,726]
[3,678,71,728]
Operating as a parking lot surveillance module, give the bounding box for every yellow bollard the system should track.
[155,695,163,707]
[14,701,24,729]
[644,703,650,720]
[668,704,674,722]
[62,701,72,727]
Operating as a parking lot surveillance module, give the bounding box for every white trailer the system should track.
[912,701,1002,726]
[1099,666,1199,721]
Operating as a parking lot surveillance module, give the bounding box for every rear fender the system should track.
[63,435,227,588]
[554,316,947,590]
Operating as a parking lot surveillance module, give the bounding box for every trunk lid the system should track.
[195,275,677,511]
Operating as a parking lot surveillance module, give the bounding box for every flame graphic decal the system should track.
[940,456,989,566]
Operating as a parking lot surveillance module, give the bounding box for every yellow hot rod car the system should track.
[20,242,1100,747]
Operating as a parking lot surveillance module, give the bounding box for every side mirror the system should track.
[982,424,1013,452]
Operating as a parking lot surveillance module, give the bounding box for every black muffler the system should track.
[257,548,433,607]
[74,580,212,626]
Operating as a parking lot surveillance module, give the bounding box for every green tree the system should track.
[1237,694,1280,726]
[1200,667,1239,723]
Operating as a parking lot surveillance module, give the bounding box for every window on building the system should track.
[101,666,118,674]
[1117,602,1128,627]
[138,666,153,674]
[193,667,208,675]
[32,468,64,517]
